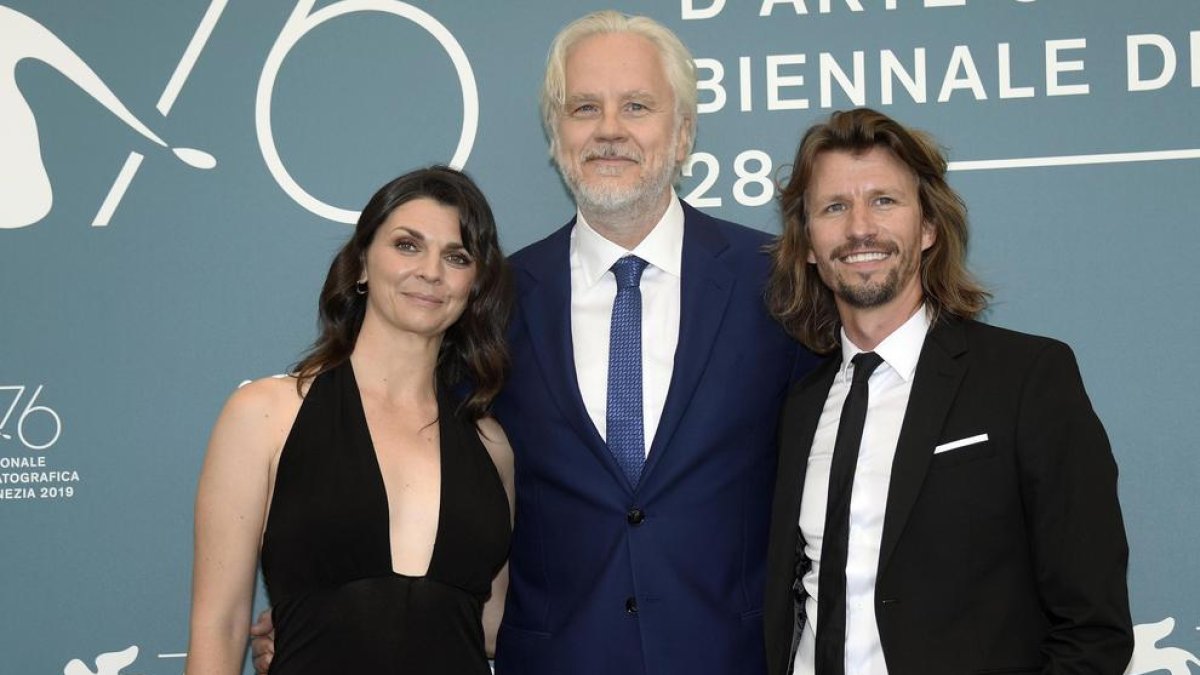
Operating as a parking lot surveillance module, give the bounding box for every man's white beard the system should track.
[557,138,679,223]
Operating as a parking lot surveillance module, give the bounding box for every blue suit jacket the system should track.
[493,202,814,675]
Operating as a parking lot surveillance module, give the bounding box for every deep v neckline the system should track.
[343,361,446,578]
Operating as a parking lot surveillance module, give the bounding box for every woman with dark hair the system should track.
[186,166,514,674]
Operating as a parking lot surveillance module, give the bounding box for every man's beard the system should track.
[835,267,902,308]
[821,237,920,309]
[557,139,678,221]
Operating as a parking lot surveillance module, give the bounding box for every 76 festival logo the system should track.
[0,383,78,501]
[0,384,62,450]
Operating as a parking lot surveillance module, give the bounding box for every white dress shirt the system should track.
[793,306,931,675]
[569,193,683,456]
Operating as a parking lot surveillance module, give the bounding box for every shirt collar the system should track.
[838,305,931,383]
[570,190,684,288]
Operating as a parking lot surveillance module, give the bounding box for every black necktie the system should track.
[814,351,884,675]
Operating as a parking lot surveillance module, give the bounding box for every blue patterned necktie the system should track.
[607,255,650,488]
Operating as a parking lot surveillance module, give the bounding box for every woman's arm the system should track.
[476,417,515,659]
[482,562,510,659]
[186,379,295,675]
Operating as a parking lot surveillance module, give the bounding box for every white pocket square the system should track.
[934,433,989,454]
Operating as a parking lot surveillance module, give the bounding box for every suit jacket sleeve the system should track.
[1016,340,1133,674]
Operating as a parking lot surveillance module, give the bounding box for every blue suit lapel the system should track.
[515,221,629,489]
[641,204,737,482]
[878,318,968,574]
[511,220,614,451]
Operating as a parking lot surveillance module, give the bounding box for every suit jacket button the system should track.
[626,507,645,525]
[625,597,638,614]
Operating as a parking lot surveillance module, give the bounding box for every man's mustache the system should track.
[830,236,899,261]
[582,144,642,162]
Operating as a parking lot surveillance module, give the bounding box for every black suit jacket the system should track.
[764,317,1133,675]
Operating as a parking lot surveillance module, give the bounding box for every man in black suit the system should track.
[762,108,1133,675]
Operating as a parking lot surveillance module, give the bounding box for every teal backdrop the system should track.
[1,1,1197,673]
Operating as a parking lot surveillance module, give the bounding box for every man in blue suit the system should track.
[491,11,812,675]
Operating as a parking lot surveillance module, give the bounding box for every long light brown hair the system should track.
[766,108,990,354]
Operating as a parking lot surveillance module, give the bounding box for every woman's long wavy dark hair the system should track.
[293,166,512,419]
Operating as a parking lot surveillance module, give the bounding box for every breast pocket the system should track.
[930,435,994,469]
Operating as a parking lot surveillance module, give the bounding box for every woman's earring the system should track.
[355,281,368,295]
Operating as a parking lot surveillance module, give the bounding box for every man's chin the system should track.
[572,184,649,214]
[577,174,637,195]
[834,279,899,309]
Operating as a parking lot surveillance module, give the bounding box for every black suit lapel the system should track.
[778,355,841,539]
[766,355,839,675]
[878,318,968,575]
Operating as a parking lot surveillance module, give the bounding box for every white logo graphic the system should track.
[1126,617,1200,675]
[256,0,479,223]
[0,384,62,450]
[63,645,140,675]
[0,5,215,230]
[1,0,475,228]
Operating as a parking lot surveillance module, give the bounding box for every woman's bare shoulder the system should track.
[226,375,304,417]
[211,375,307,458]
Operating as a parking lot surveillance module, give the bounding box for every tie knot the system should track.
[850,351,884,384]
[611,255,649,289]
